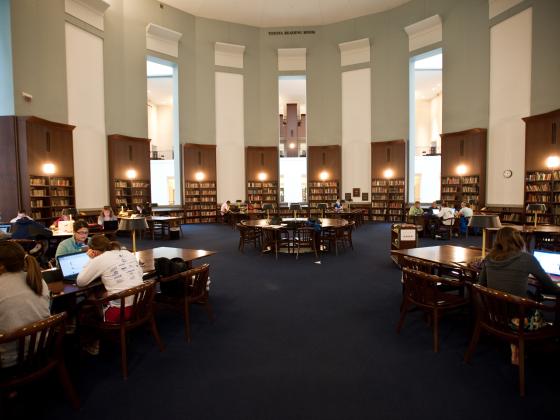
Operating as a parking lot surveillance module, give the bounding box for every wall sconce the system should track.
[456,164,467,175]
[319,171,329,181]
[42,163,56,175]
[289,143,296,149]
[546,155,560,168]
[257,172,267,181]
[195,171,205,181]
[383,168,394,179]
[126,169,137,179]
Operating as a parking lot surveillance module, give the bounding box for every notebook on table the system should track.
[57,251,90,282]
[533,250,560,282]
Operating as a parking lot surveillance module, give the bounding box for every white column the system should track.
[342,68,371,202]
[215,71,245,203]
[487,8,532,205]
[65,22,108,208]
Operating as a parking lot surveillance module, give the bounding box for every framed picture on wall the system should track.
[344,193,352,201]
[362,192,368,201]
[353,188,360,198]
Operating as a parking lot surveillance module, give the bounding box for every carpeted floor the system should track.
[4,223,559,419]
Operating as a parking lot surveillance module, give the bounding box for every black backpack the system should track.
[155,257,188,296]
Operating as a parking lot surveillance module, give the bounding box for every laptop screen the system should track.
[432,209,440,215]
[0,224,10,233]
[104,220,118,231]
[57,252,90,280]
[533,250,560,276]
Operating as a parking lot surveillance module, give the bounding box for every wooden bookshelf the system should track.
[247,181,278,209]
[481,207,523,224]
[184,181,217,224]
[371,178,405,222]
[440,175,482,209]
[307,145,341,210]
[29,175,75,222]
[524,170,558,224]
[308,181,339,208]
[112,179,150,210]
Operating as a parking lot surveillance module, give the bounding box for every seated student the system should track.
[55,220,90,259]
[78,235,143,322]
[10,210,32,223]
[245,200,254,211]
[97,206,117,226]
[436,202,455,226]
[50,208,72,229]
[457,201,473,235]
[0,241,50,367]
[10,215,53,240]
[334,198,343,212]
[478,227,559,365]
[425,201,439,216]
[220,200,231,222]
[408,201,424,216]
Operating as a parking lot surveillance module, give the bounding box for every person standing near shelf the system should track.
[220,200,231,223]
[458,202,473,235]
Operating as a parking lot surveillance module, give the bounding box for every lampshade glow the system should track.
[319,171,329,181]
[289,143,296,149]
[194,171,205,181]
[126,169,137,179]
[383,168,394,179]
[257,172,267,181]
[42,163,56,175]
[456,164,467,175]
[545,156,560,168]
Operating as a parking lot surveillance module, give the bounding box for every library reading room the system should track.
[1,0,560,419]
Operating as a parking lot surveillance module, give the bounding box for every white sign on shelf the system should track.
[400,229,416,242]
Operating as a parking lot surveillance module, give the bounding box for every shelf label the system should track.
[400,229,416,241]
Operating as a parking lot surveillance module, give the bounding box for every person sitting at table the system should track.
[0,241,50,367]
[478,226,559,365]
[10,209,32,223]
[436,202,455,226]
[425,201,439,215]
[55,220,90,259]
[220,200,231,223]
[50,208,72,229]
[10,215,52,241]
[97,206,117,226]
[457,202,473,235]
[245,200,254,211]
[334,198,343,212]
[408,201,424,216]
[77,235,143,323]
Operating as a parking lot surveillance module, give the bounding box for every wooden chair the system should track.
[82,280,164,379]
[237,223,260,252]
[293,227,317,259]
[341,221,355,250]
[0,312,79,409]
[262,227,291,259]
[156,264,213,342]
[397,267,470,352]
[464,283,560,396]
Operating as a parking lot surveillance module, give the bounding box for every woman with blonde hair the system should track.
[0,241,50,367]
[97,206,117,226]
[478,226,558,364]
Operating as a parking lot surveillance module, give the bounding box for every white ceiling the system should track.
[415,70,442,101]
[279,76,306,115]
[148,77,173,106]
[160,0,412,28]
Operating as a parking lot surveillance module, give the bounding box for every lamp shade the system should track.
[468,215,502,229]
[289,203,302,211]
[526,203,546,213]
[118,217,148,231]
[262,203,274,210]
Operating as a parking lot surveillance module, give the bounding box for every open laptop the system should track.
[57,251,90,282]
[58,220,74,234]
[0,224,10,233]
[533,250,560,282]
[103,220,119,231]
[432,208,440,215]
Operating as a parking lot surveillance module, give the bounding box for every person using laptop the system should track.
[478,226,559,365]
[77,235,143,323]
[50,208,72,229]
[436,201,455,226]
[10,214,52,240]
[97,206,117,226]
[0,241,50,367]
[55,220,90,259]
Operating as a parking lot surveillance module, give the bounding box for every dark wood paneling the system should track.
[307,145,341,181]
[26,119,74,177]
[245,146,278,182]
[0,117,21,219]
[371,140,406,179]
[182,143,217,181]
[523,108,560,171]
[107,134,151,180]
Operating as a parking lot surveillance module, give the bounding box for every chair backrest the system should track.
[401,267,447,307]
[182,264,210,302]
[295,227,314,242]
[102,280,157,325]
[470,283,553,337]
[0,312,66,373]
[402,256,439,275]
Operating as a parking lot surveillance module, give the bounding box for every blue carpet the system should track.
[4,223,559,419]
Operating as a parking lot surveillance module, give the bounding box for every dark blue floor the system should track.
[4,223,559,419]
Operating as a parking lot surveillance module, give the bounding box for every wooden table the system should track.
[241,218,348,228]
[391,245,482,267]
[145,216,184,239]
[48,247,216,297]
[485,224,560,251]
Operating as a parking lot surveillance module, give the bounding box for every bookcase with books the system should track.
[371,178,405,222]
[112,179,151,210]
[29,175,75,222]
[524,170,558,224]
[246,181,278,209]
[184,181,218,224]
[308,181,339,208]
[440,175,482,209]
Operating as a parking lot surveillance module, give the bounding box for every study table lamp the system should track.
[290,203,302,218]
[118,216,148,254]
[526,203,546,228]
[468,215,502,258]
[262,203,274,220]
[317,203,327,218]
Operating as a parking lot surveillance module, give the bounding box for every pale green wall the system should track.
[0,0,14,115]
[7,0,560,146]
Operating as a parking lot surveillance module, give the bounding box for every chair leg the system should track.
[56,361,80,410]
[183,300,191,342]
[204,301,215,321]
[518,339,526,397]
[120,327,128,379]
[396,299,410,333]
[464,322,481,363]
[296,242,300,259]
[150,315,165,352]
[433,309,439,352]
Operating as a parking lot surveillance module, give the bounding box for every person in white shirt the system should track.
[458,201,473,218]
[220,200,231,223]
[9,210,32,224]
[437,202,455,226]
[77,235,143,323]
